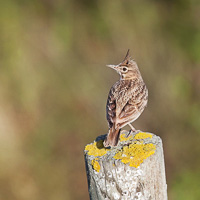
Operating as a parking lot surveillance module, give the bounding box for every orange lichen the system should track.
[91,158,101,172]
[120,133,133,141]
[134,132,153,140]
[85,140,109,157]
[113,141,156,168]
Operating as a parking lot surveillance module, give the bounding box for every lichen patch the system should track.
[134,132,153,140]
[113,142,156,168]
[120,133,133,141]
[91,158,101,172]
[85,140,109,157]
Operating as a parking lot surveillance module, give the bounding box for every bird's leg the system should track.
[128,123,136,132]
[126,124,136,137]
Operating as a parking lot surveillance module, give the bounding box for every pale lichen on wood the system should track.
[84,131,167,200]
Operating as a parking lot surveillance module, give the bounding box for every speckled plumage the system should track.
[104,50,148,147]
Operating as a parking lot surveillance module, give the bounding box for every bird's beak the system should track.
[107,64,121,75]
[107,65,118,70]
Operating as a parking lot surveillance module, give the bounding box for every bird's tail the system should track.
[103,127,121,147]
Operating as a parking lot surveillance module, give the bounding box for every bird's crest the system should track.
[123,49,131,62]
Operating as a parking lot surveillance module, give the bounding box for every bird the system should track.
[103,49,148,147]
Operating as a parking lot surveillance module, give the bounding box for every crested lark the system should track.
[104,50,148,147]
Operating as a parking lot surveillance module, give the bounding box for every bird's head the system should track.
[107,49,141,80]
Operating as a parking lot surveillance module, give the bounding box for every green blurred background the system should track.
[0,0,200,199]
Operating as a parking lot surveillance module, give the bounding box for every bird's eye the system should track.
[122,67,128,72]
[126,61,129,65]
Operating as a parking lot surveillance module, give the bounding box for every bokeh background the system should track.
[0,0,200,199]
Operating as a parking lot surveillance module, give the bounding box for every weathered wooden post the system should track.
[84,131,167,200]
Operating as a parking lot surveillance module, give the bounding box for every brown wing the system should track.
[115,80,148,128]
[106,80,135,129]
[106,79,148,130]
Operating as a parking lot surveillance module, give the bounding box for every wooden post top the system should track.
[85,131,157,170]
[84,130,167,200]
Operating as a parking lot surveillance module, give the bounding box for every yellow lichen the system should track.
[85,140,109,157]
[113,142,156,168]
[120,133,133,141]
[91,158,101,172]
[134,132,153,140]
